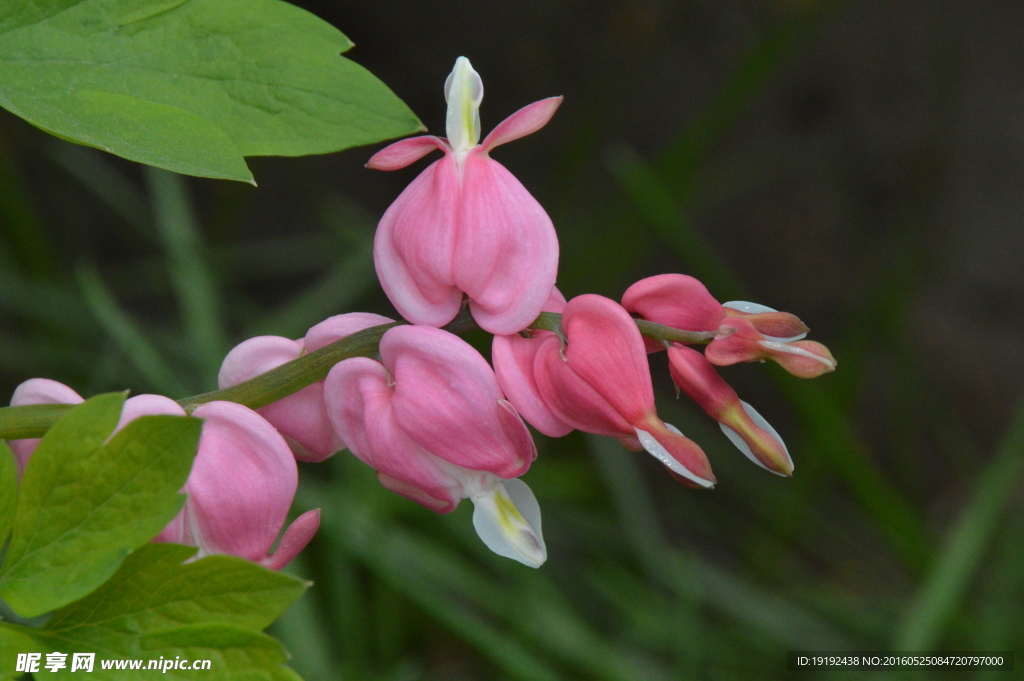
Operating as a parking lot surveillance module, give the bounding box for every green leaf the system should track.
[45,543,308,634]
[0,623,37,681]
[0,441,17,547]
[0,543,307,680]
[0,0,423,182]
[0,394,200,617]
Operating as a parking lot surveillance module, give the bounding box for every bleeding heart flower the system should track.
[121,395,319,570]
[324,325,545,568]
[368,57,562,336]
[218,312,394,461]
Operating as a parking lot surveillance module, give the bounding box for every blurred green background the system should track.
[2,0,1022,679]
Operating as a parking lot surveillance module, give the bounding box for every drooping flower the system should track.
[7,378,84,470]
[324,325,545,567]
[218,312,394,461]
[667,344,793,476]
[368,57,562,336]
[497,293,715,488]
[128,396,320,570]
[622,273,835,376]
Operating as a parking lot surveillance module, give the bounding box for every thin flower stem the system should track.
[0,308,714,439]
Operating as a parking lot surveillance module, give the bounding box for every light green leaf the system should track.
[0,623,37,681]
[0,0,423,181]
[0,543,307,680]
[0,441,17,547]
[0,395,200,617]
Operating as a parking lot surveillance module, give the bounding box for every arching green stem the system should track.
[0,308,715,440]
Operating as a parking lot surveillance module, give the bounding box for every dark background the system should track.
[1,1,1022,679]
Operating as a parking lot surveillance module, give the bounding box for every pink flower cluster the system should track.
[5,57,835,570]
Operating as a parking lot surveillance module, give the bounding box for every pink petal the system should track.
[492,334,573,438]
[533,335,633,437]
[262,509,321,570]
[324,357,462,512]
[622,274,725,334]
[480,97,563,152]
[366,136,448,171]
[188,401,297,561]
[381,326,535,478]
[454,152,558,335]
[218,336,303,389]
[257,384,340,462]
[561,295,655,425]
[11,378,84,407]
[218,335,340,462]
[665,345,736,419]
[114,394,186,434]
[304,312,396,353]
[491,287,571,437]
[9,379,84,470]
[153,509,191,545]
[374,154,463,327]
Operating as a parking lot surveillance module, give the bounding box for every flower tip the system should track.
[261,509,321,571]
[634,424,716,489]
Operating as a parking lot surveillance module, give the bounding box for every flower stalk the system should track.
[0,308,717,440]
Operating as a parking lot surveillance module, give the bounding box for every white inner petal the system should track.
[470,479,547,568]
[445,56,484,156]
[758,340,836,368]
[722,301,777,314]
[723,301,806,341]
[719,400,792,476]
[634,427,714,488]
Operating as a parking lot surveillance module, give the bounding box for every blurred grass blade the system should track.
[0,137,55,278]
[772,374,932,571]
[246,229,376,339]
[657,2,830,191]
[76,261,188,397]
[605,144,742,300]
[895,401,1024,650]
[0,270,95,337]
[48,141,153,239]
[588,435,854,651]
[146,167,227,385]
[268,557,336,681]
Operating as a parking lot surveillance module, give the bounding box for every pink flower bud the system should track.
[534,295,716,488]
[369,57,561,335]
[622,274,810,348]
[706,318,836,378]
[667,345,793,476]
[218,313,393,461]
[324,325,546,567]
[8,379,84,470]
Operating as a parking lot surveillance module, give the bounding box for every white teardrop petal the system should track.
[471,480,546,568]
